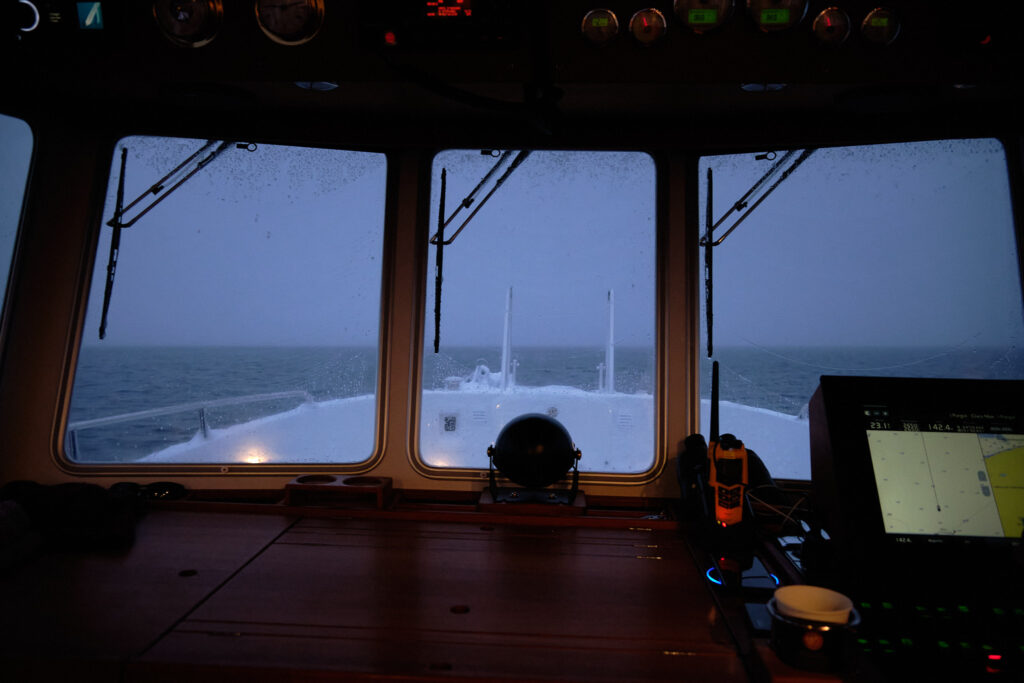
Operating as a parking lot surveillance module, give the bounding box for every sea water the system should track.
[66,344,1023,463]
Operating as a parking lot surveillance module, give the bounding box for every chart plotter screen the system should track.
[864,406,1024,539]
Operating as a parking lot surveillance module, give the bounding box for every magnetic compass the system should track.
[255,0,325,46]
[153,0,223,48]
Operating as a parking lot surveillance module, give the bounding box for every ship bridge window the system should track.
[419,150,656,476]
[699,138,1024,480]
[65,136,387,466]
[0,113,33,326]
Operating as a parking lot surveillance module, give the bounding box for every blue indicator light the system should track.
[706,567,723,585]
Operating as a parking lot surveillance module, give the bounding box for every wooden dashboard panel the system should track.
[1,509,755,681]
[133,517,745,681]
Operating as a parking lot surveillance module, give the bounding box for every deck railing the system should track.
[66,390,314,459]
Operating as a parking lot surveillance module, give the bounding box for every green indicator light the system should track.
[591,17,609,27]
[857,638,869,645]
[882,602,894,609]
[960,642,971,649]
[760,9,790,25]
[982,644,994,651]
[900,638,914,647]
[936,607,948,613]
[915,605,927,612]
[938,641,951,649]
[860,602,872,609]
[871,17,889,27]
[878,639,891,646]
[688,9,718,25]
[883,649,895,654]
[993,607,1006,615]
[958,605,970,613]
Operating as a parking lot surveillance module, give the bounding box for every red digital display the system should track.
[425,0,472,18]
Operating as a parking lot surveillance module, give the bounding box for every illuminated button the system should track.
[629,8,667,46]
[76,1,104,30]
[861,7,900,45]
[581,9,618,46]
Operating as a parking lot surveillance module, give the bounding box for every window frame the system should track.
[55,134,396,475]
[407,148,672,486]
[0,113,35,373]
[692,135,1024,482]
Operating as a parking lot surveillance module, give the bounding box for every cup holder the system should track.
[295,474,337,484]
[285,474,393,509]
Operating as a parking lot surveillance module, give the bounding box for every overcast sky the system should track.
[701,138,1023,348]
[0,129,1015,350]
[82,140,658,348]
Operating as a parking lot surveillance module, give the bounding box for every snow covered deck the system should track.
[140,390,811,480]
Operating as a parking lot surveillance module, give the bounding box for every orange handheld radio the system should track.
[707,362,749,528]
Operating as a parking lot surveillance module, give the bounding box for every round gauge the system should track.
[747,0,807,32]
[255,0,325,46]
[812,7,850,45]
[674,0,734,34]
[581,9,619,46]
[629,8,667,46]
[152,0,224,48]
[861,7,900,45]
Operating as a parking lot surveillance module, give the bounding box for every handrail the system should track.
[67,390,314,431]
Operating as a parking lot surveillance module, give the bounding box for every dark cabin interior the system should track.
[1,1,1022,681]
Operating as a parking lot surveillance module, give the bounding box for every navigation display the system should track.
[864,406,1024,539]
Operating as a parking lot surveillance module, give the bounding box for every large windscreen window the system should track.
[699,139,1024,480]
[419,150,656,475]
[0,113,33,315]
[66,137,387,465]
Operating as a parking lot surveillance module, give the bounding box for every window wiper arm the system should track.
[429,149,531,246]
[700,148,815,357]
[430,149,531,352]
[699,148,816,247]
[107,140,236,229]
[98,139,246,339]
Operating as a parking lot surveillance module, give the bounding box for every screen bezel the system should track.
[812,376,1024,553]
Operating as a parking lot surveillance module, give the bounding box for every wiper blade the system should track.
[98,148,128,340]
[430,149,531,352]
[429,149,531,246]
[107,140,236,229]
[699,148,816,247]
[98,139,248,339]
